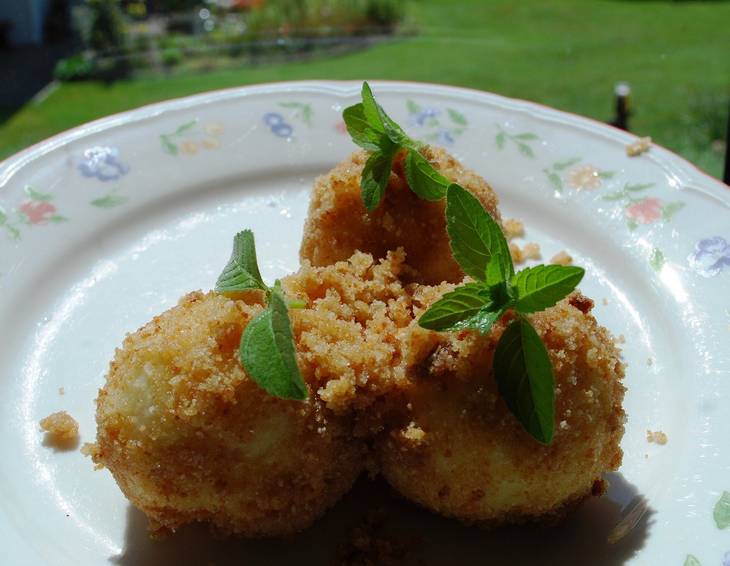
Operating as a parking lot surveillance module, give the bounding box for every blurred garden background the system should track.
[1,0,728,178]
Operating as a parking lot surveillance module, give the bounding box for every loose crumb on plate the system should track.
[58,387,65,395]
[40,411,79,448]
[646,430,668,445]
[523,242,541,261]
[509,242,541,265]
[626,136,652,157]
[550,250,573,266]
[503,218,525,240]
[602,298,609,306]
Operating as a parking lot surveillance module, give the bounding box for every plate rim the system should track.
[1,79,727,195]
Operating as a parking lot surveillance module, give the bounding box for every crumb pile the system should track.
[92,146,626,538]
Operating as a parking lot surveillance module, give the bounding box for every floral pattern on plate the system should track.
[161,120,224,155]
[689,237,730,277]
[77,146,129,181]
[0,186,65,240]
[406,99,467,144]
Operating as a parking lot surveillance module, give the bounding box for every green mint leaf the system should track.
[361,149,396,212]
[342,103,383,151]
[361,82,386,133]
[361,81,412,147]
[404,149,449,201]
[487,225,514,285]
[418,283,505,334]
[446,183,511,283]
[714,491,730,529]
[215,229,267,294]
[493,317,555,444]
[511,264,585,313]
[240,287,307,400]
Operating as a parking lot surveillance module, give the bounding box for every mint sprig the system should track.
[493,315,555,443]
[216,230,307,401]
[343,82,451,210]
[418,184,585,444]
[215,229,267,293]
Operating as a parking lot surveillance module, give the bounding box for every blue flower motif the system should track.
[78,146,129,182]
[263,112,293,138]
[688,236,730,277]
[410,107,440,127]
[724,550,730,566]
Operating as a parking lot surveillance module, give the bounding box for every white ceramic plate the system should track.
[1,81,729,565]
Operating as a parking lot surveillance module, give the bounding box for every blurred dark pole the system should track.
[610,82,631,131]
[724,100,730,185]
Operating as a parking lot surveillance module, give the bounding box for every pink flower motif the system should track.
[567,164,602,190]
[19,201,57,224]
[334,121,347,134]
[625,197,662,224]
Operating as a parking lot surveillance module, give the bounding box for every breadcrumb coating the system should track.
[377,287,626,525]
[94,290,365,537]
[94,250,625,534]
[300,147,501,285]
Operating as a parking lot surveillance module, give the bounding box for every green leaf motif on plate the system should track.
[713,491,730,529]
[649,248,665,272]
[447,108,467,126]
[91,195,129,208]
[683,555,701,566]
[495,125,539,158]
[279,102,314,126]
[24,186,54,202]
[552,157,582,171]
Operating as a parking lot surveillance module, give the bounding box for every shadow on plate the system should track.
[112,472,652,566]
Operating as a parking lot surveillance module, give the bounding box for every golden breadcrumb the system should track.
[523,242,541,260]
[550,250,574,266]
[95,248,625,534]
[509,242,542,265]
[646,430,668,445]
[503,218,524,239]
[299,146,501,285]
[626,136,652,157]
[40,411,79,447]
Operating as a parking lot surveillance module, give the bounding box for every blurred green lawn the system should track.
[2,0,729,177]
